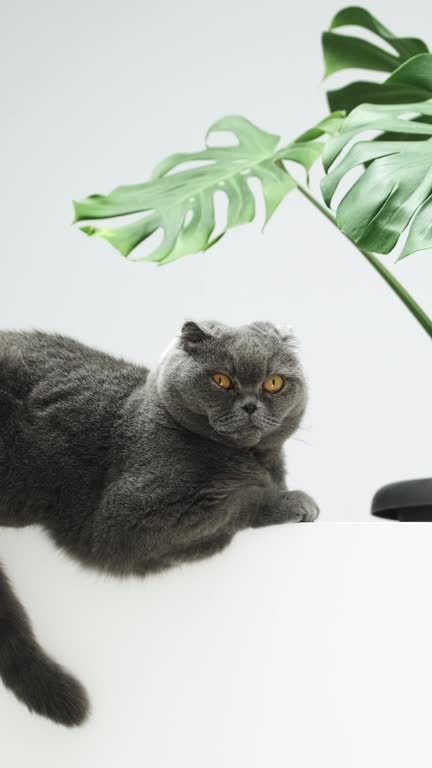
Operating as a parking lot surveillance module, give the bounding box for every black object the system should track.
[372,478,432,521]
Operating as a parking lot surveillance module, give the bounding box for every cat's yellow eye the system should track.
[212,372,232,390]
[263,374,284,393]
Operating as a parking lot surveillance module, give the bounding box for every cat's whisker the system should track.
[290,435,312,446]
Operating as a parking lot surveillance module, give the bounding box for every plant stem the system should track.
[296,182,432,339]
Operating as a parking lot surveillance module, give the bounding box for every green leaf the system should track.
[323,6,429,112]
[74,115,337,263]
[327,54,432,113]
[295,111,345,142]
[400,197,432,259]
[321,99,432,258]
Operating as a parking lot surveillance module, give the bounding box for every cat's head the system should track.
[157,320,307,448]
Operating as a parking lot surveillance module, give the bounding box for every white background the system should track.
[1,0,431,521]
[1,0,432,763]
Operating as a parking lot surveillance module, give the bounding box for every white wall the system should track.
[3,522,432,767]
[1,0,431,521]
[1,0,432,520]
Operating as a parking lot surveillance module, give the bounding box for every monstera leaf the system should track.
[328,55,432,119]
[321,100,432,258]
[323,6,430,112]
[74,115,342,263]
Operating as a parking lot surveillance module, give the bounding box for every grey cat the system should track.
[0,321,318,726]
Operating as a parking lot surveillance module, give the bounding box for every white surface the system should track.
[2,522,432,766]
[1,0,431,521]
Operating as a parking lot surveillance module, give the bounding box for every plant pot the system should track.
[371,478,432,521]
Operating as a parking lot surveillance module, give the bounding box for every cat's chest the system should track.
[170,442,272,499]
[131,420,277,502]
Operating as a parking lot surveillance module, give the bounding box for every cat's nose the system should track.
[241,402,257,415]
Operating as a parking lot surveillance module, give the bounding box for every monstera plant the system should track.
[74,6,432,339]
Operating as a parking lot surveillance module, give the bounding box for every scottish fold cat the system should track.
[0,321,318,725]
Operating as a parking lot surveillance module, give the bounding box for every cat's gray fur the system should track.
[0,321,318,726]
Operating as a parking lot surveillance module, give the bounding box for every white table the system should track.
[2,522,432,767]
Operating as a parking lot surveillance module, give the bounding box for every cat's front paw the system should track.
[280,490,319,523]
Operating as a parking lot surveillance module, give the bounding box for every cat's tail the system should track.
[0,562,89,726]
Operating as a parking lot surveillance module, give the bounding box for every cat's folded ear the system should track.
[274,322,296,343]
[250,321,295,343]
[180,321,213,354]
